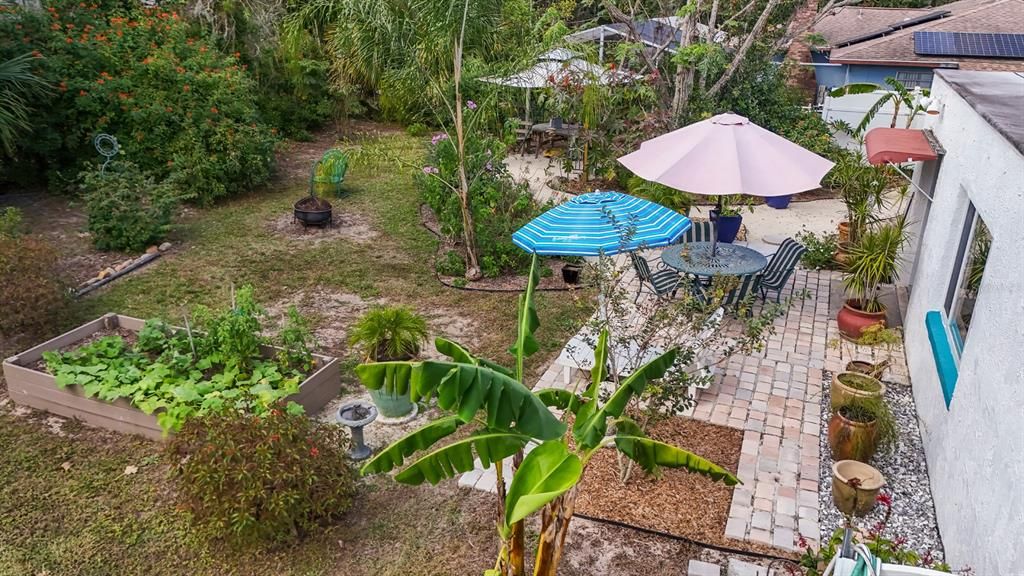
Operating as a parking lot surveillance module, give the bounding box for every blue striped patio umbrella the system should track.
[512,190,691,256]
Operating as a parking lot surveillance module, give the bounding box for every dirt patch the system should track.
[266,211,379,246]
[264,288,483,361]
[576,416,790,557]
[0,192,136,285]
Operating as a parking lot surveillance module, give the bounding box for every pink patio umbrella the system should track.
[618,112,835,256]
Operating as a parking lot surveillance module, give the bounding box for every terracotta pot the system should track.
[832,460,885,516]
[836,300,887,340]
[830,372,885,411]
[837,221,851,245]
[846,360,888,379]
[833,245,850,267]
[828,408,879,462]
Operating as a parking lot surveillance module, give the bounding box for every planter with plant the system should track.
[710,195,751,243]
[1,288,339,439]
[350,305,428,419]
[830,459,886,517]
[828,396,897,463]
[560,256,585,284]
[837,216,909,339]
[830,372,885,411]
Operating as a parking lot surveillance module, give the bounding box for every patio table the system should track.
[661,242,768,277]
[531,122,579,157]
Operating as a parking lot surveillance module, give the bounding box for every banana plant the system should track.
[356,254,739,576]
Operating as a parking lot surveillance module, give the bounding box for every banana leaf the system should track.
[614,418,738,485]
[573,347,678,450]
[395,431,531,485]
[509,254,541,378]
[356,360,565,440]
[535,388,585,413]
[572,329,609,438]
[360,415,463,476]
[434,337,512,377]
[503,441,582,528]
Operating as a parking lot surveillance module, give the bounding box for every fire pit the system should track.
[337,399,377,460]
[294,195,333,227]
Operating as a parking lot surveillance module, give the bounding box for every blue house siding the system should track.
[809,51,935,90]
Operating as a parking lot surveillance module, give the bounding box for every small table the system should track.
[531,122,580,157]
[661,242,768,277]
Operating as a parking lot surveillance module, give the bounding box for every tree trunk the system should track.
[671,2,699,120]
[531,488,578,576]
[707,0,782,97]
[452,2,482,281]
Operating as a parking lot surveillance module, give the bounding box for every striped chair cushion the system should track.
[683,221,714,243]
[630,252,652,282]
[649,269,681,295]
[722,273,763,306]
[762,239,807,289]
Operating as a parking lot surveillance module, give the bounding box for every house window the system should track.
[943,202,990,354]
[896,70,933,89]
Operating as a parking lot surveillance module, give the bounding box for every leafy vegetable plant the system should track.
[42,286,316,432]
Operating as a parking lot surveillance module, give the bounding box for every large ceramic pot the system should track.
[765,195,792,209]
[832,460,885,516]
[828,406,879,462]
[561,263,582,284]
[711,209,743,243]
[368,388,415,419]
[830,372,885,411]
[836,300,887,340]
[837,221,851,244]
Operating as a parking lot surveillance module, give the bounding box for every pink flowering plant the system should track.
[793,493,958,575]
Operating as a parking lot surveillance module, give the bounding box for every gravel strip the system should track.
[819,371,945,560]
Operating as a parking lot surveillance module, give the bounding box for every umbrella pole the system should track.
[712,196,721,257]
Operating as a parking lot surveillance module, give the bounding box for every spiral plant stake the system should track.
[94,133,120,175]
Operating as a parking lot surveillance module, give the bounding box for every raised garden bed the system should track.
[2,313,340,440]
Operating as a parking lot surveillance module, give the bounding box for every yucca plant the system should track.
[356,255,737,576]
[842,216,909,313]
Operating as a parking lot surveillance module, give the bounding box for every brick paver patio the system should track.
[459,266,909,553]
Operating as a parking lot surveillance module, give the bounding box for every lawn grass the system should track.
[0,130,592,575]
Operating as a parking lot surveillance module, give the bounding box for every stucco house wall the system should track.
[903,73,1024,575]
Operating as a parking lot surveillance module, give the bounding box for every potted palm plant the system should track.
[828,395,897,463]
[349,306,428,418]
[836,216,909,339]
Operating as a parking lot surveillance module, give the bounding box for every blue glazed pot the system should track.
[765,195,793,209]
[711,210,743,243]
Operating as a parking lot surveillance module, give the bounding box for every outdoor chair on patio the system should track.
[629,252,682,303]
[682,220,714,243]
[759,238,807,302]
[694,273,763,312]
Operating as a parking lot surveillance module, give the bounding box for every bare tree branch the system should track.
[707,0,781,96]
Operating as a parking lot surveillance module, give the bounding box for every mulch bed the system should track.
[575,416,793,557]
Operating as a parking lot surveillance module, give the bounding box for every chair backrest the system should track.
[312,149,349,185]
[629,252,652,282]
[683,221,714,243]
[721,273,763,306]
[763,238,807,283]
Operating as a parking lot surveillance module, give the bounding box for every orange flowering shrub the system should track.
[0,0,276,204]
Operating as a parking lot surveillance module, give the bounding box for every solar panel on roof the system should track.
[914,32,1024,58]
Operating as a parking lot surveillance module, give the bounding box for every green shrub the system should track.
[80,161,179,252]
[0,232,67,354]
[417,128,538,278]
[0,0,277,203]
[435,249,467,277]
[405,122,429,137]
[0,207,24,238]
[796,230,839,270]
[167,407,357,545]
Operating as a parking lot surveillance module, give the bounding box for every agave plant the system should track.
[356,255,737,576]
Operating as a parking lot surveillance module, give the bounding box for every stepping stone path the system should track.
[459,268,912,555]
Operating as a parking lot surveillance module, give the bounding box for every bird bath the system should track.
[337,400,377,460]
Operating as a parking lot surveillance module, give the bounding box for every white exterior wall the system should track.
[821,91,916,149]
[903,75,1024,575]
